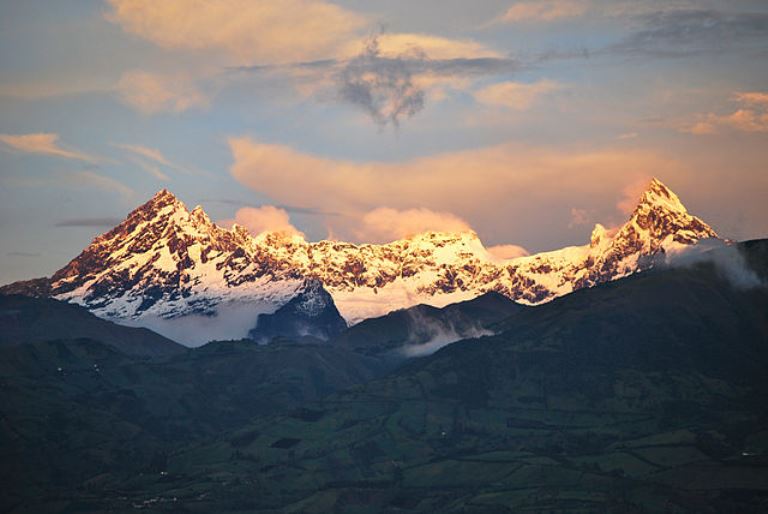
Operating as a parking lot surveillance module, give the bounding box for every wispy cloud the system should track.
[55,217,124,228]
[113,143,197,180]
[68,171,134,198]
[114,143,174,167]
[496,0,588,24]
[198,198,344,217]
[612,9,768,57]
[0,133,101,163]
[333,34,519,126]
[474,80,560,110]
[568,207,591,228]
[117,71,209,114]
[683,91,768,135]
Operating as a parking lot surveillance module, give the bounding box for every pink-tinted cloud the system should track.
[486,244,530,260]
[223,206,304,238]
[475,80,560,110]
[616,176,652,215]
[107,0,366,65]
[117,71,208,114]
[0,133,100,163]
[684,91,768,135]
[498,0,588,24]
[229,137,686,244]
[568,207,591,227]
[358,207,472,243]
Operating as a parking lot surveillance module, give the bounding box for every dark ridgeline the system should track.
[0,294,183,357]
[0,240,766,513]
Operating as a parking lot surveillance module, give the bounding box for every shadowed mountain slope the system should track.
[0,294,183,357]
[2,242,767,513]
[145,240,768,514]
[334,291,525,355]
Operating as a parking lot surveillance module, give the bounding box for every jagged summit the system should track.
[635,178,689,215]
[623,177,717,248]
[145,188,183,209]
[1,179,721,340]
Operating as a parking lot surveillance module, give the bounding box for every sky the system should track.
[1,0,767,284]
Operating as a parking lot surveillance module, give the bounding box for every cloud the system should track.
[734,91,768,105]
[616,176,652,215]
[69,171,134,198]
[486,244,530,260]
[114,143,174,167]
[113,143,196,180]
[612,9,768,57]
[199,198,342,217]
[55,217,124,228]
[223,206,304,238]
[335,34,523,126]
[229,137,683,243]
[106,0,366,65]
[666,240,764,290]
[340,33,501,61]
[223,28,514,126]
[357,207,472,242]
[683,91,768,135]
[497,0,588,23]
[0,133,100,163]
[474,80,560,110]
[117,71,208,114]
[129,158,170,181]
[337,36,427,127]
[568,207,591,227]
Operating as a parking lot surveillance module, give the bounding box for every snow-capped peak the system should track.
[3,181,722,336]
[634,178,689,216]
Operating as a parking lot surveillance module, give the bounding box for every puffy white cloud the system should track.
[224,206,304,238]
[486,244,530,260]
[358,207,472,242]
[117,71,208,114]
[0,133,100,163]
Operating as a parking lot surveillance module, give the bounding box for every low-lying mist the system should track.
[664,239,764,290]
[119,301,278,347]
[396,308,493,358]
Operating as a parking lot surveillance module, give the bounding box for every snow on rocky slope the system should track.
[1,179,718,344]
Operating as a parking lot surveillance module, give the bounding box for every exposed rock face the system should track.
[249,279,347,343]
[1,179,718,328]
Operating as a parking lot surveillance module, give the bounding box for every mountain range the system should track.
[1,178,718,345]
[1,239,766,513]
